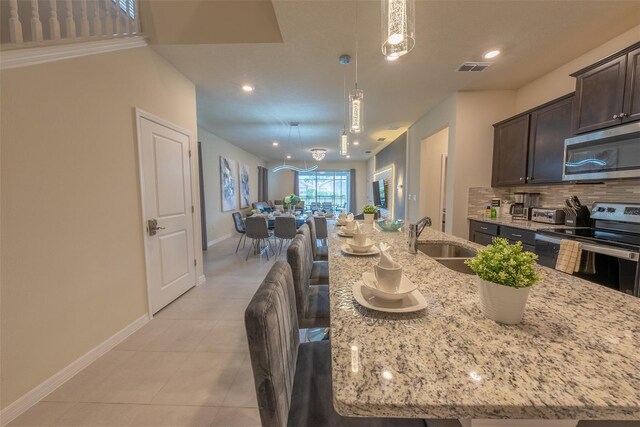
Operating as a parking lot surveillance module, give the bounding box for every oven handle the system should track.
[535,234,640,261]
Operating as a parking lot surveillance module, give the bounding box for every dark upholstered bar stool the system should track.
[245,261,430,427]
[304,218,329,261]
[286,235,329,328]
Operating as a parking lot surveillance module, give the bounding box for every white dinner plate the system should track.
[352,282,427,313]
[361,272,418,301]
[340,244,380,256]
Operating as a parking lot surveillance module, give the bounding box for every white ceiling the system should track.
[151,1,640,162]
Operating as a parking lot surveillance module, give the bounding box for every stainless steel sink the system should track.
[417,242,476,259]
[417,242,477,275]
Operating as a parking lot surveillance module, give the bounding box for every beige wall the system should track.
[406,93,457,224]
[516,25,640,113]
[199,127,265,244]
[0,47,199,409]
[420,127,448,230]
[267,161,369,212]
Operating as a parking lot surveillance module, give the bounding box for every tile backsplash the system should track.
[468,179,640,216]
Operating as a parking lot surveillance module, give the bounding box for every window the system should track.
[298,170,350,213]
[115,0,136,20]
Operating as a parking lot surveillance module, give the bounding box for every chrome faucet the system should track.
[408,216,432,254]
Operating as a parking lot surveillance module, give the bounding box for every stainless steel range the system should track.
[535,202,640,297]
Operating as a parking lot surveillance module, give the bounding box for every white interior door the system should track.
[138,113,195,314]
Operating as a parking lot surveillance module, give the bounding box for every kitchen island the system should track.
[328,223,640,427]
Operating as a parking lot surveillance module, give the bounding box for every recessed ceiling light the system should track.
[286,155,291,159]
[272,141,279,146]
[353,141,360,146]
[483,50,500,59]
[242,84,255,92]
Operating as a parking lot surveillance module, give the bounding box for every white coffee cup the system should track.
[374,263,403,293]
[353,233,366,246]
[345,221,356,231]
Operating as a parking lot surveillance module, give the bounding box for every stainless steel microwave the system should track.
[563,121,640,181]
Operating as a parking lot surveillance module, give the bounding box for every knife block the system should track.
[564,206,590,227]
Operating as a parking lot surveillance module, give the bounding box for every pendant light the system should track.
[272,123,319,173]
[381,0,415,59]
[339,58,350,157]
[310,148,327,161]
[350,2,363,134]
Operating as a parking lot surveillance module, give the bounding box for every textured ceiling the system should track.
[151,1,640,162]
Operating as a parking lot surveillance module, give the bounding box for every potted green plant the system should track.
[283,193,301,211]
[464,237,541,324]
[362,204,377,224]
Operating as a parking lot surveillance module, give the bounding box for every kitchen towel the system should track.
[555,239,582,274]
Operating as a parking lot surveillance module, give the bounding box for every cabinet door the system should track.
[527,95,574,184]
[473,232,494,246]
[572,55,626,134]
[623,47,640,123]
[492,115,530,187]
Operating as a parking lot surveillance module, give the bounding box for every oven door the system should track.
[562,122,640,181]
[535,234,640,296]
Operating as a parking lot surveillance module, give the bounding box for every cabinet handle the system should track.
[512,233,522,238]
[526,176,531,180]
[613,114,619,119]
[519,177,524,181]
[480,227,488,230]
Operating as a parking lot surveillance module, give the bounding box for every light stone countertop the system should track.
[467,216,570,231]
[328,223,640,421]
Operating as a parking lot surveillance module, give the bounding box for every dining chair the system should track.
[245,261,430,427]
[245,216,275,261]
[286,235,329,328]
[274,216,297,256]
[231,212,247,254]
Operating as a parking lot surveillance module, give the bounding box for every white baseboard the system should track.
[0,314,149,426]
[198,275,207,285]
[207,233,234,248]
[1,36,148,70]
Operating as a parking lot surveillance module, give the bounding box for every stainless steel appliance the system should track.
[563,121,640,181]
[510,192,541,220]
[531,208,565,224]
[535,202,640,297]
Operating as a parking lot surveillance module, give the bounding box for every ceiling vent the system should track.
[456,62,493,72]
[377,137,386,142]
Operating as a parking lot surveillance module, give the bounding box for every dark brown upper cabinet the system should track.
[492,94,573,187]
[492,115,530,187]
[527,95,574,184]
[572,42,640,134]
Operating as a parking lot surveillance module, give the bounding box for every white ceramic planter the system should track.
[477,279,532,324]
[364,213,375,224]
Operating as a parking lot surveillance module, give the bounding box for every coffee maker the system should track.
[510,192,540,220]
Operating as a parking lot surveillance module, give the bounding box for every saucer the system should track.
[346,238,374,253]
[352,282,427,313]
[337,230,355,237]
[361,272,417,301]
[341,244,380,256]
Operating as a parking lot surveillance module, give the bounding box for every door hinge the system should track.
[194,259,197,267]
[188,149,192,158]
[191,205,195,213]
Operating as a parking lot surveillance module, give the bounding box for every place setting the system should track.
[352,243,427,313]
[340,223,380,256]
[335,211,350,228]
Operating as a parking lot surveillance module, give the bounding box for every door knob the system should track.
[147,219,165,236]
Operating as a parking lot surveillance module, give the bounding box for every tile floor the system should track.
[9,236,280,427]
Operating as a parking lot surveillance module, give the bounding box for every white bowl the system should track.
[362,272,417,301]
[346,238,374,253]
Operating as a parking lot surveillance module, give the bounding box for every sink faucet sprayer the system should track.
[408,216,432,254]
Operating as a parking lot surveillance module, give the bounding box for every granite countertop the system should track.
[328,224,640,420]
[468,215,569,231]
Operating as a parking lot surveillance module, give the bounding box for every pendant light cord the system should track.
[354,1,358,90]
[343,70,347,131]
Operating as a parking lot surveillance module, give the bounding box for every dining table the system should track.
[328,222,640,427]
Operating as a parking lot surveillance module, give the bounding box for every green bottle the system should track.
[490,206,497,219]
